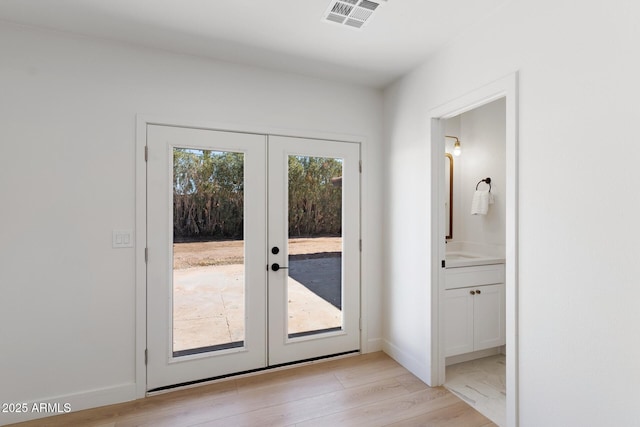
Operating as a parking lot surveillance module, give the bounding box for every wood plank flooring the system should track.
[10,352,496,427]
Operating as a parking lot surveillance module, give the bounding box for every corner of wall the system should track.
[382,339,431,385]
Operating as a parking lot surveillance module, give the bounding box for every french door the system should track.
[146,125,360,390]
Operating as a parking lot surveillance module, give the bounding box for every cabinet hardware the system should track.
[470,290,476,295]
[476,289,481,294]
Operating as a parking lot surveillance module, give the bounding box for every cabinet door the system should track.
[443,288,474,357]
[474,283,505,351]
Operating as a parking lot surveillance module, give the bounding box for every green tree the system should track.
[288,156,342,237]
[173,149,244,240]
[173,151,343,241]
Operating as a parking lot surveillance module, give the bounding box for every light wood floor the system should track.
[11,352,496,427]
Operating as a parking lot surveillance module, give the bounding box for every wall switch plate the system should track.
[113,229,134,248]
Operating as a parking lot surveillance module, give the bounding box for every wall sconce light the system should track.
[446,135,462,156]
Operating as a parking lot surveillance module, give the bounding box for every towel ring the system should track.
[476,177,492,192]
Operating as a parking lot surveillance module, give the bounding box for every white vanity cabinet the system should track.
[444,264,505,357]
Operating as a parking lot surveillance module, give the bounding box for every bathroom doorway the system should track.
[429,73,518,427]
[442,98,507,426]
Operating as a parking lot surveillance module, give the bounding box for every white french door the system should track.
[146,125,267,390]
[267,135,360,365]
[146,125,360,391]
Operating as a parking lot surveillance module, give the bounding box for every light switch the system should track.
[113,229,134,248]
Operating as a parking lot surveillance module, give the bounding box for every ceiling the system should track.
[0,0,509,88]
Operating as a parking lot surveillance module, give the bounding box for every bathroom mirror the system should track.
[445,153,453,239]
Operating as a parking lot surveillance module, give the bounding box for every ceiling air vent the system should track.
[323,0,387,30]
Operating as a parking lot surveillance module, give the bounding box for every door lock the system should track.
[271,263,288,272]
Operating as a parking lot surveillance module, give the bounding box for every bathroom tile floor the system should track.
[445,354,506,427]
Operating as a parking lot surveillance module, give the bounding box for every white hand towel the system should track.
[471,190,490,215]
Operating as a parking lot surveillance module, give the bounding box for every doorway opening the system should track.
[442,98,507,426]
[429,73,518,427]
[145,125,361,391]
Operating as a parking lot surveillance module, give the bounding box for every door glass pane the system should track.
[287,156,343,338]
[172,148,245,356]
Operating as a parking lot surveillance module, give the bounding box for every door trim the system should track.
[135,116,366,397]
[428,72,519,426]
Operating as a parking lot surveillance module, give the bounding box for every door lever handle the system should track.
[271,263,289,272]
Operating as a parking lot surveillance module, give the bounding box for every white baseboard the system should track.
[0,383,137,426]
[382,339,430,385]
[445,347,503,366]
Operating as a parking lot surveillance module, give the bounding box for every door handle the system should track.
[271,263,289,272]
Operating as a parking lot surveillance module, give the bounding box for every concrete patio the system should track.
[173,257,342,353]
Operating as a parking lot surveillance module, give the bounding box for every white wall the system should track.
[453,99,506,247]
[383,0,640,425]
[0,22,383,424]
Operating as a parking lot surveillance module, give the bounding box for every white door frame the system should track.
[428,72,519,426]
[135,116,366,397]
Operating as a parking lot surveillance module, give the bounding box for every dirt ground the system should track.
[173,236,341,269]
